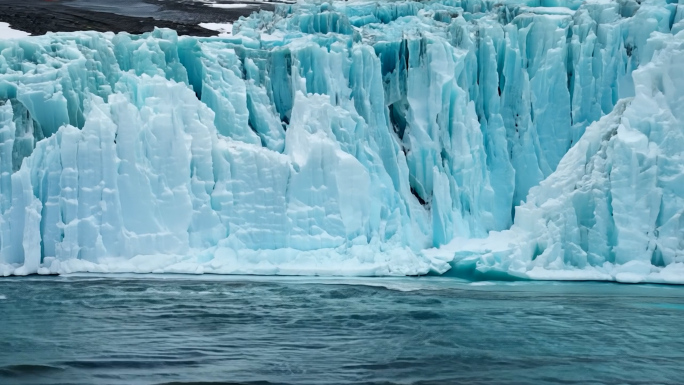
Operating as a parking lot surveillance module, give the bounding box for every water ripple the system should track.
[0,277,683,385]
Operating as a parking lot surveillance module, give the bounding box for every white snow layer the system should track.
[199,22,234,35]
[208,3,256,9]
[0,0,682,282]
[0,22,31,39]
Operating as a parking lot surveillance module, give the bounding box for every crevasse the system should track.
[0,0,681,280]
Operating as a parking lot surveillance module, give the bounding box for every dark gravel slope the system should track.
[0,0,275,36]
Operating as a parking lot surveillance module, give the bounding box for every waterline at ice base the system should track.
[0,0,682,283]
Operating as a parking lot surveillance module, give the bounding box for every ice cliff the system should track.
[0,0,682,281]
[430,28,684,283]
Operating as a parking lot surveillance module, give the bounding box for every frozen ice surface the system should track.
[0,0,682,281]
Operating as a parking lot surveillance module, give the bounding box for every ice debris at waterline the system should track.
[0,0,682,280]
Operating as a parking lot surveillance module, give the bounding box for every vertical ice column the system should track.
[0,101,16,266]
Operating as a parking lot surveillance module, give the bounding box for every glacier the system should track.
[429,27,684,283]
[0,0,682,281]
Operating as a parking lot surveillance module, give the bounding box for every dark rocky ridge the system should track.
[0,0,277,36]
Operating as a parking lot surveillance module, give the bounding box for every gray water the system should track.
[1,276,683,385]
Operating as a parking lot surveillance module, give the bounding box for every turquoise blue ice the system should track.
[0,0,682,282]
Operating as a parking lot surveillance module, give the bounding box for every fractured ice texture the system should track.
[0,0,681,281]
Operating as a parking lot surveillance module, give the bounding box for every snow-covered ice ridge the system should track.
[0,0,681,281]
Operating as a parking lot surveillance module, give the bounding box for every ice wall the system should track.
[432,30,684,283]
[0,0,681,277]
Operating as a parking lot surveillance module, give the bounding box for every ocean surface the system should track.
[1,276,683,385]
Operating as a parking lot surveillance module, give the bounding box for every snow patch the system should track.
[199,22,233,35]
[0,22,30,39]
[208,3,256,9]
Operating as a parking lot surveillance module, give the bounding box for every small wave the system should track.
[156,382,279,385]
[144,288,182,295]
[635,303,684,311]
[61,359,203,369]
[0,295,5,300]
[320,279,436,292]
[0,364,64,377]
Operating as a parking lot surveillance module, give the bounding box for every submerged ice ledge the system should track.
[0,0,682,281]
